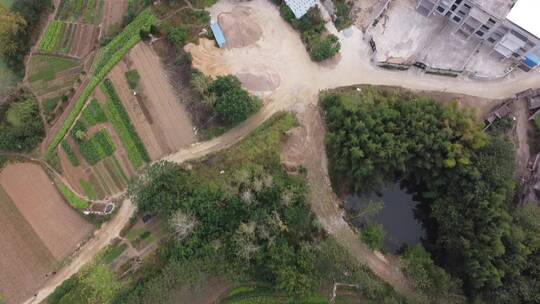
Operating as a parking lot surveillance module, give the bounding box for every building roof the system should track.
[210,22,226,48]
[284,0,317,19]
[507,0,540,38]
[473,0,515,18]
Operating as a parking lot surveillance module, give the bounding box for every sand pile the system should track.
[236,69,280,92]
[218,6,262,48]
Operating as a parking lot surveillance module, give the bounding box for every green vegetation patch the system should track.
[80,178,98,200]
[81,99,107,126]
[39,20,66,52]
[279,5,340,61]
[57,0,85,21]
[74,129,117,165]
[27,55,79,83]
[45,9,155,159]
[55,179,89,210]
[101,243,128,264]
[333,0,353,31]
[124,69,140,90]
[61,140,80,166]
[101,79,149,168]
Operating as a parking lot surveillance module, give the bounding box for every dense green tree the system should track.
[321,87,527,300]
[0,4,26,56]
[209,75,261,125]
[0,91,44,151]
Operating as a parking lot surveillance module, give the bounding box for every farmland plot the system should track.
[38,21,100,58]
[57,98,135,199]
[0,186,56,304]
[0,163,94,259]
[108,43,196,161]
[0,163,94,303]
[27,55,82,124]
[57,0,105,24]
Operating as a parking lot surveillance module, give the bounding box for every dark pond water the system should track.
[345,183,425,253]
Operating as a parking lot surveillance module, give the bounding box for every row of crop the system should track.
[61,140,80,166]
[45,9,156,158]
[101,79,149,168]
[81,99,107,126]
[39,21,65,52]
[77,129,116,165]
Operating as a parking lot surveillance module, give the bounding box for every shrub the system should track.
[209,75,261,125]
[308,34,340,62]
[167,26,187,45]
[360,223,385,251]
[124,69,140,90]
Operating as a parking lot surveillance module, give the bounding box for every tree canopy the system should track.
[0,4,27,56]
[321,87,537,301]
[0,90,44,151]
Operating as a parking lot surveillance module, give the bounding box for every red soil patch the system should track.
[0,163,94,260]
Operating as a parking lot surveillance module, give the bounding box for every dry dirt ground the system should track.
[0,163,93,259]
[0,186,56,304]
[110,43,195,160]
[0,163,93,304]
[69,24,100,58]
[218,6,262,49]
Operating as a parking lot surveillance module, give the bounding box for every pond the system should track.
[345,183,425,253]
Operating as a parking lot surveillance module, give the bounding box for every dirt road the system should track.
[297,103,414,296]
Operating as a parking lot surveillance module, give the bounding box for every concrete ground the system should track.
[368,0,514,76]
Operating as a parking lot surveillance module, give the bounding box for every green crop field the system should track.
[57,0,105,24]
[39,21,66,52]
[61,140,80,166]
[55,179,89,210]
[101,80,149,168]
[27,55,79,83]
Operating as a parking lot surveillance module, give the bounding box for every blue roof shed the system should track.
[210,22,226,48]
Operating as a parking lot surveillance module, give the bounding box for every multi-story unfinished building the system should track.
[416,0,540,71]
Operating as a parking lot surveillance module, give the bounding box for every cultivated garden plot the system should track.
[39,20,100,58]
[109,43,196,160]
[57,95,138,200]
[56,0,105,24]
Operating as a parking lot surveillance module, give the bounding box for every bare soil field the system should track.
[109,43,196,160]
[218,6,262,49]
[0,163,93,259]
[101,0,128,35]
[0,186,56,304]
[69,23,100,58]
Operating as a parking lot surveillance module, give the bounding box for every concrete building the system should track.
[284,0,317,19]
[416,0,540,71]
